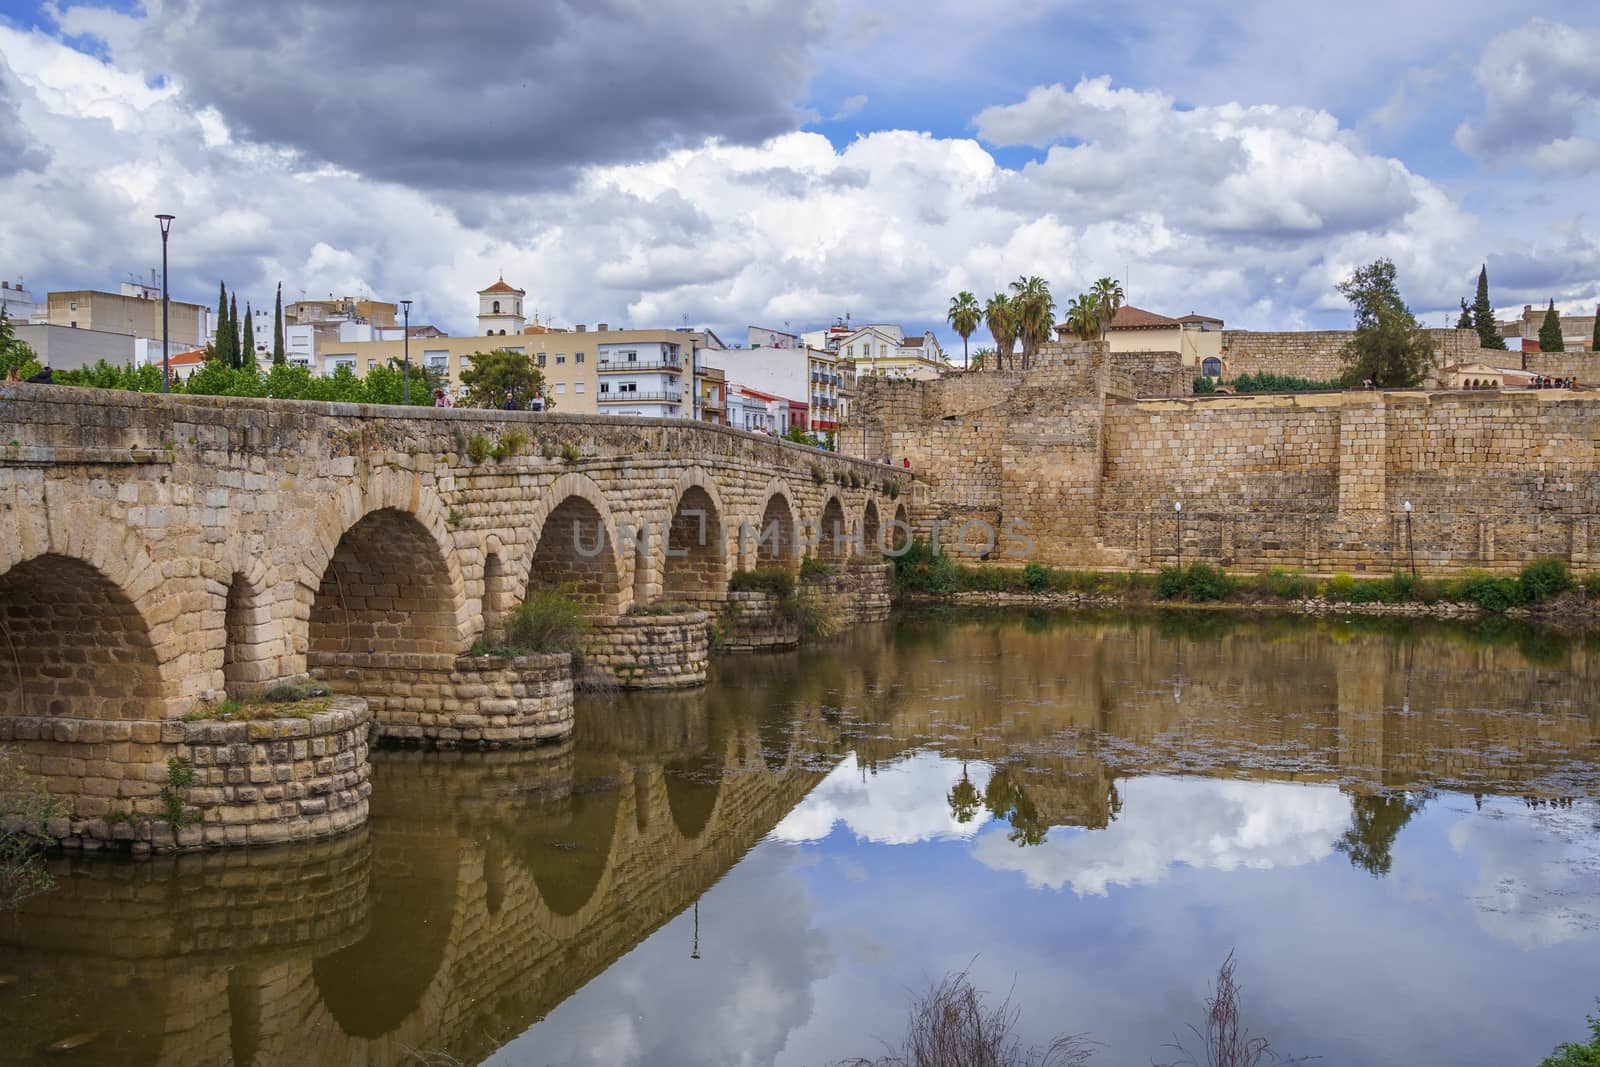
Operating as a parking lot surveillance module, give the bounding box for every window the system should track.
[599,382,610,393]
[555,383,566,394]
[425,349,448,370]
[575,382,585,394]
[492,300,501,314]
[556,354,566,364]
[576,351,585,363]
[1201,357,1222,378]
[69,300,77,311]
[501,345,524,354]
[537,352,546,366]
[623,350,638,362]
[367,359,377,370]
[621,382,637,393]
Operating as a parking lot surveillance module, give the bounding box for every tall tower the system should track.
[477,276,527,336]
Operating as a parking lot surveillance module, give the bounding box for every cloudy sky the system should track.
[2,1,1598,347]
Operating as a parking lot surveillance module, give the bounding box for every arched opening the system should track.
[481,550,509,644]
[309,509,460,658]
[222,571,264,697]
[528,495,622,615]
[0,554,164,721]
[756,493,798,571]
[492,299,501,314]
[1201,356,1222,378]
[891,503,912,554]
[662,485,726,607]
[862,500,882,558]
[817,497,849,561]
[499,755,622,917]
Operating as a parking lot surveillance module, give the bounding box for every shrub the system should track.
[1519,557,1574,604]
[1,746,63,911]
[499,428,528,458]
[800,555,832,578]
[465,433,491,464]
[1192,375,1217,395]
[811,463,826,484]
[1230,371,1344,394]
[1262,567,1316,599]
[1023,562,1051,593]
[1156,562,1234,602]
[263,682,330,703]
[1459,573,1522,612]
[560,442,581,465]
[728,567,796,599]
[629,600,694,616]
[892,539,961,594]
[503,589,588,654]
[160,756,196,830]
[1326,573,1357,601]
[1538,1001,1600,1067]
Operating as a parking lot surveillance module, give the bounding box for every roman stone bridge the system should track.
[0,384,909,847]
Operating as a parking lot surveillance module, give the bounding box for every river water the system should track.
[2,609,1598,1066]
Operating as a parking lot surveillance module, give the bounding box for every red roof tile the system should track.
[1107,305,1180,329]
[479,276,524,295]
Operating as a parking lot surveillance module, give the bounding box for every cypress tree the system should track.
[242,302,256,369]
[228,293,241,368]
[1472,264,1507,349]
[1538,299,1564,352]
[1456,298,1472,330]
[1592,304,1599,353]
[214,281,229,364]
[272,283,286,366]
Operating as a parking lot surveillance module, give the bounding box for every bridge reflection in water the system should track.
[2,611,1597,1065]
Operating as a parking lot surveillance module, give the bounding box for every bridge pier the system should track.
[581,610,711,689]
[308,651,574,747]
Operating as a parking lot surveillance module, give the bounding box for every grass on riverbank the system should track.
[893,541,1591,616]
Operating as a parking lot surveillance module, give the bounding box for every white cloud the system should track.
[773,752,993,845]
[1448,798,1600,949]
[1456,18,1600,174]
[833,94,869,121]
[973,776,1350,896]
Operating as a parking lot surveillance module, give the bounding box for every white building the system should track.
[0,280,41,324]
[477,277,526,336]
[801,317,947,379]
[595,337,688,418]
[704,332,839,435]
[727,386,791,435]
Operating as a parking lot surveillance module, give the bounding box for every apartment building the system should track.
[801,317,948,380]
[702,327,840,434]
[46,283,210,351]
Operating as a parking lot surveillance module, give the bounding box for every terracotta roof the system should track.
[1107,305,1180,330]
[478,276,525,295]
[1177,313,1223,325]
[167,348,208,366]
[900,336,925,347]
[736,386,787,403]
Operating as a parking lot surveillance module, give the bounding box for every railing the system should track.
[597,359,681,372]
[597,391,682,403]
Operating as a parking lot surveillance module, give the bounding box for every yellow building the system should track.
[1058,306,1224,372]
[696,364,727,424]
[46,288,209,349]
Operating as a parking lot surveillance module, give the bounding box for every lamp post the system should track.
[399,299,413,405]
[1403,499,1416,578]
[1174,500,1183,569]
[155,214,174,393]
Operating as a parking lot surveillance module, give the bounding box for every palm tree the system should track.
[970,346,995,372]
[1009,275,1054,369]
[946,291,981,370]
[984,293,1017,371]
[1064,293,1101,340]
[1090,277,1124,338]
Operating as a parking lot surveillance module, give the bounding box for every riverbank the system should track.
[890,549,1600,628]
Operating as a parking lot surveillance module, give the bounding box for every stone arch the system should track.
[817,494,849,561]
[481,542,512,644]
[0,553,165,722]
[891,502,912,553]
[755,489,799,571]
[308,508,465,659]
[862,499,882,557]
[662,474,729,607]
[525,474,626,616]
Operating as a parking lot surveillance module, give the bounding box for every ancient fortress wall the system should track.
[852,341,1600,574]
[1220,327,1488,380]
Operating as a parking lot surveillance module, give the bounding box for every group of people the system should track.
[428,387,546,412]
[1529,375,1578,390]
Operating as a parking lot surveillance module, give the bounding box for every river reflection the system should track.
[2,610,1598,1066]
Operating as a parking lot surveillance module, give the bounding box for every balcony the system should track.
[597,358,681,373]
[597,391,682,404]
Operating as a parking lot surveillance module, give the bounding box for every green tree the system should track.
[946,291,981,369]
[1592,304,1599,354]
[1538,1001,1600,1067]
[54,359,163,392]
[1009,275,1054,370]
[213,280,231,368]
[458,349,549,409]
[983,767,1048,847]
[241,302,256,370]
[1063,292,1102,340]
[969,346,995,371]
[1540,299,1565,352]
[1,745,65,911]
[983,292,1017,371]
[364,359,445,406]
[1472,264,1507,349]
[1456,298,1473,330]
[0,309,42,380]
[228,293,241,368]
[272,283,285,366]
[1090,276,1124,338]
[1335,790,1429,877]
[1336,258,1434,387]
[947,764,981,824]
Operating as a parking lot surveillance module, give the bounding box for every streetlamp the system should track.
[1403,500,1416,578]
[399,299,413,405]
[155,214,174,393]
[1174,500,1183,569]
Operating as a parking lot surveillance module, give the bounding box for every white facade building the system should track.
[595,339,686,418]
[477,277,527,336]
[703,339,839,434]
[0,280,41,324]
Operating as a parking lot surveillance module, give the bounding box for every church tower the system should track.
[477,276,527,336]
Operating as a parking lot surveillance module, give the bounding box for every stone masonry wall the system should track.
[1220,327,1485,381]
[309,651,573,746]
[717,592,800,653]
[0,696,371,850]
[1524,351,1599,381]
[581,612,710,689]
